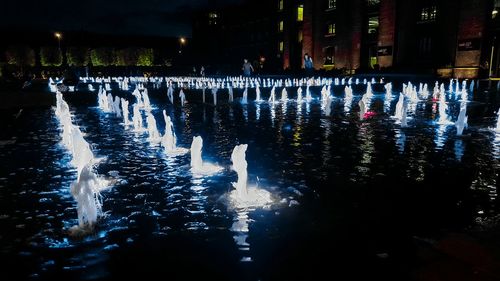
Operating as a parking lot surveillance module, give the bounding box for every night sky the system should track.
[0,0,242,37]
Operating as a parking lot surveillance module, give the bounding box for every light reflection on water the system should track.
[493,133,500,160]
[231,208,252,262]
[434,124,449,150]
[0,85,500,279]
[395,128,406,154]
[455,139,465,162]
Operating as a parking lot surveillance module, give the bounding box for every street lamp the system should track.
[54,32,62,49]
[179,37,186,54]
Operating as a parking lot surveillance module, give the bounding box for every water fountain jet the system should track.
[161,110,188,155]
[455,103,468,136]
[190,136,222,175]
[229,144,273,208]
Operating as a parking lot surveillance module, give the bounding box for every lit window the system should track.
[279,41,284,52]
[297,5,304,22]
[279,21,284,32]
[279,0,284,11]
[298,30,303,42]
[208,12,218,25]
[327,23,336,36]
[368,16,379,34]
[420,6,437,21]
[493,0,500,18]
[328,0,336,9]
[367,46,379,68]
[367,0,380,6]
[370,56,378,67]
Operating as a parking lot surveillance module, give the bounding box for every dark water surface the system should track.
[1,83,499,280]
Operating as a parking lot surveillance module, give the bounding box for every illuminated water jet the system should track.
[161,110,188,155]
[121,98,131,126]
[455,103,468,136]
[132,104,144,132]
[69,164,107,235]
[190,136,222,175]
[146,111,161,144]
[229,144,273,208]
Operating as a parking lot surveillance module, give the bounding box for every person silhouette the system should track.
[242,59,254,77]
[304,53,314,76]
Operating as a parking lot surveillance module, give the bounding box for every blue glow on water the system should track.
[2,79,500,280]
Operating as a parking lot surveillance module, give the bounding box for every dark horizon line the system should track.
[0,25,193,40]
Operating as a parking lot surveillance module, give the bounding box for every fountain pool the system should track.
[1,81,500,281]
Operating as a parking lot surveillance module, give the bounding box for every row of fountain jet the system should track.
[54,92,109,236]
[96,76,492,138]
[65,86,272,232]
[95,84,281,261]
[52,75,387,94]
[78,75,383,92]
[55,76,500,243]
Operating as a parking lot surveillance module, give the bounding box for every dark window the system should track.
[418,36,433,57]
[324,46,335,65]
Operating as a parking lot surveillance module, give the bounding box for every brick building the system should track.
[194,0,497,78]
[295,0,493,78]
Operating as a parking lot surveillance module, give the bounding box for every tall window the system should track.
[279,21,284,32]
[327,23,336,36]
[370,46,378,67]
[208,12,218,25]
[368,16,379,34]
[324,46,335,65]
[327,0,336,10]
[279,0,284,11]
[297,5,304,22]
[418,36,432,57]
[420,6,437,21]
[493,0,500,18]
[279,41,284,52]
[298,30,303,42]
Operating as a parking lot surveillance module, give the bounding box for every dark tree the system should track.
[115,48,139,66]
[67,47,90,66]
[40,47,63,67]
[90,48,116,66]
[137,48,154,66]
[5,45,36,67]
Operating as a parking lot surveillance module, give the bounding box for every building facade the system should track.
[193,0,497,78]
[285,0,494,78]
[192,0,280,74]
